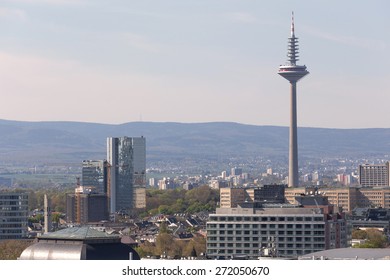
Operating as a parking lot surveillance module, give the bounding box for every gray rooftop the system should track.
[215,207,323,215]
[39,226,121,242]
[299,248,390,260]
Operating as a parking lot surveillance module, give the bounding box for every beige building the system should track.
[359,162,390,187]
[285,186,390,212]
[133,187,146,209]
[220,188,247,208]
[220,185,286,208]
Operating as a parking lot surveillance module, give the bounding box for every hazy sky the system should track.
[0,0,389,128]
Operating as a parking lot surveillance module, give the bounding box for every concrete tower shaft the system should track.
[278,12,309,188]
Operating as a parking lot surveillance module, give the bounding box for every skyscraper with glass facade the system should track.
[81,160,109,194]
[0,192,29,239]
[107,136,146,213]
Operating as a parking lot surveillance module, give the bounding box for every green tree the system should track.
[352,229,368,239]
[155,233,174,256]
[353,228,388,248]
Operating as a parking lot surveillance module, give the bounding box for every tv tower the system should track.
[278,12,309,187]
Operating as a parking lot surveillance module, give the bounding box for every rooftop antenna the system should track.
[291,11,295,38]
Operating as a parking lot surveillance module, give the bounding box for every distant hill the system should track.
[0,119,389,165]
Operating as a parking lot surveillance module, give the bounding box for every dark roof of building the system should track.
[299,248,390,260]
[38,226,121,243]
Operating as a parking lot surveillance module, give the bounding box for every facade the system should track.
[66,186,109,224]
[107,136,146,213]
[0,192,29,239]
[285,186,390,212]
[206,205,348,259]
[81,160,109,194]
[359,162,389,187]
[220,185,286,208]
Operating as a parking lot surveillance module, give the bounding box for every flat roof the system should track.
[299,248,390,260]
[39,226,121,242]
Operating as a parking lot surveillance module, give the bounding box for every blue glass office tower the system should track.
[107,137,146,213]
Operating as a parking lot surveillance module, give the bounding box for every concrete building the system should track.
[220,185,286,208]
[285,186,390,212]
[206,203,348,259]
[359,162,390,187]
[66,186,109,224]
[107,136,146,213]
[0,192,29,239]
[220,188,247,208]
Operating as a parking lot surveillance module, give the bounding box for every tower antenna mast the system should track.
[278,12,309,187]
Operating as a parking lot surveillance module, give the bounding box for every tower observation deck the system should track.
[278,12,309,187]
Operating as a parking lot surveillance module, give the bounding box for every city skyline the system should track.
[0,0,389,128]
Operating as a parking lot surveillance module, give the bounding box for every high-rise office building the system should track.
[66,186,109,224]
[107,136,146,213]
[0,192,29,239]
[278,12,309,187]
[231,167,243,176]
[81,160,109,194]
[359,162,390,187]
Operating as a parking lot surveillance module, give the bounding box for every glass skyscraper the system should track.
[81,160,109,194]
[107,136,146,213]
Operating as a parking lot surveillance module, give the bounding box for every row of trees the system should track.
[143,185,219,217]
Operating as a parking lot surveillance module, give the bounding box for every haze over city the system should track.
[0,0,389,128]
